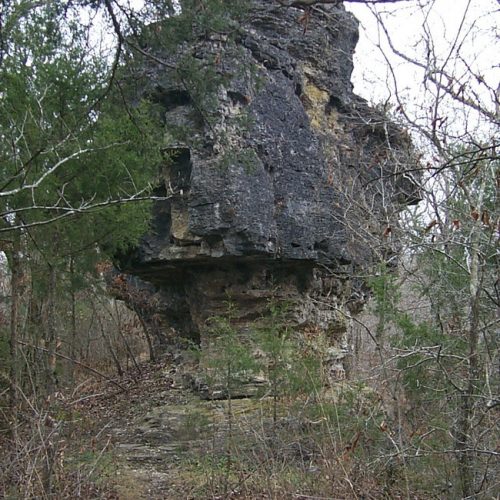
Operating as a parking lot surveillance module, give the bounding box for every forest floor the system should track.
[64,356,406,500]
[71,355,220,499]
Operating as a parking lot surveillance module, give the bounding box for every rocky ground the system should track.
[68,354,405,500]
[73,357,212,499]
[72,357,319,500]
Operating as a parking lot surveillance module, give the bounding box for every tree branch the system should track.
[277,0,417,7]
[16,340,126,392]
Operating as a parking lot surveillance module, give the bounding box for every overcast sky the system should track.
[345,0,499,138]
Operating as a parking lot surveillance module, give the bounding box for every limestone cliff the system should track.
[117,0,418,384]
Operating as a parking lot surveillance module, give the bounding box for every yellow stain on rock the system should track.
[303,80,329,131]
[301,77,343,136]
[171,205,191,241]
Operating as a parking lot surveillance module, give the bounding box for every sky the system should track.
[345,0,499,141]
[343,0,499,225]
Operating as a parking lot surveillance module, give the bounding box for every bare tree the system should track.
[345,1,499,496]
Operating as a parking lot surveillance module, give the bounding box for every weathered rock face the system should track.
[119,0,417,383]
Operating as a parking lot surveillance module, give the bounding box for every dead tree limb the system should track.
[16,340,126,392]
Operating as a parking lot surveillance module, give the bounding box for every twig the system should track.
[16,340,126,392]
[68,393,107,406]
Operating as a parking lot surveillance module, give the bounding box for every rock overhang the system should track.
[122,0,416,272]
[116,0,419,369]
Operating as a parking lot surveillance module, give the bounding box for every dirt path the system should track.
[75,358,255,499]
[72,358,377,500]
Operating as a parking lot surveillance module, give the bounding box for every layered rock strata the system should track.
[118,0,418,387]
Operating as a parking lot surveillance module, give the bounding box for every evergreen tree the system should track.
[0,0,162,412]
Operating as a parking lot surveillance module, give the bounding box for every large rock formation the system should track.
[118,0,418,384]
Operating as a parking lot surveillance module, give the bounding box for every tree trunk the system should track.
[114,300,142,374]
[94,302,123,377]
[456,188,484,498]
[134,307,156,362]
[8,231,22,435]
[69,257,77,382]
[45,265,58,395]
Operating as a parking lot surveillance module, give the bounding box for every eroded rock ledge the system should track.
[117,0,418,384]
